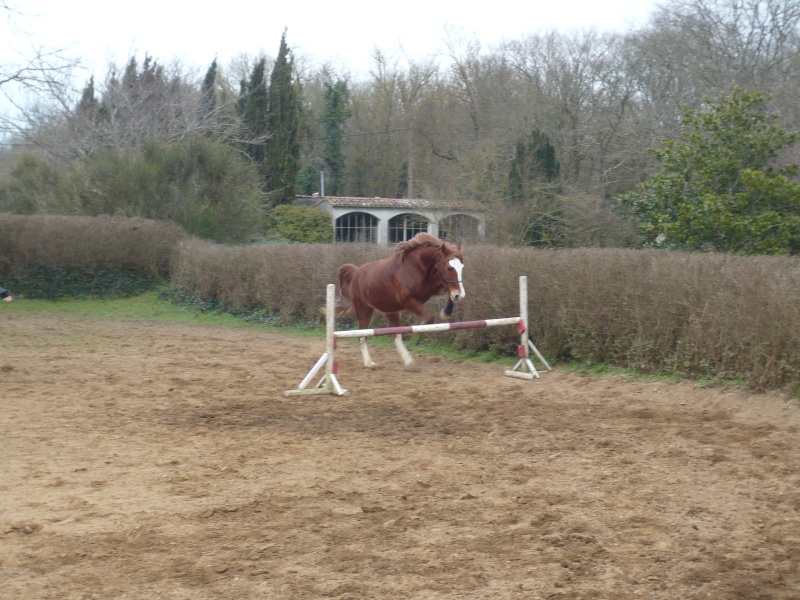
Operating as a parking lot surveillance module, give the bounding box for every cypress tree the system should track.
[508,129,559,203]
[77,77,98,115]
[122,56,138,90]
[200,58,218,121]
[264,30,303,205]
[507,129,563,246]
[238,58,269,175]
[322,80,351,196]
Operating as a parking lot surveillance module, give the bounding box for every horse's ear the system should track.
[456,241,462,251]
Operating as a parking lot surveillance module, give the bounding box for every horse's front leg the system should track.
[441,298,455,319]
[402,299,437,325]
[386,312,414,368]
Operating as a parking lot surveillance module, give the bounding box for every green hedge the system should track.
[3,266,163,299]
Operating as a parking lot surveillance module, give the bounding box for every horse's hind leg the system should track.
[386,312,414,368]
[359,337,378,368]
[354,304,378,368]
[394,335,414,368]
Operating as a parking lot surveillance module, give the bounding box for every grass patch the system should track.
[2,288,322,337]
[7,291,774,394]
[563,359,756,392]
[3,289,556,368]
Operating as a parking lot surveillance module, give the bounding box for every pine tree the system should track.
[264,30,303,205]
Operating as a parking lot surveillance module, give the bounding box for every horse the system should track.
[336,232,465,369]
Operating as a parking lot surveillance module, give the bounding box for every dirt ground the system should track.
[1,313,799,600]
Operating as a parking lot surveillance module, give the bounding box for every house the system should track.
[294,195,485,245]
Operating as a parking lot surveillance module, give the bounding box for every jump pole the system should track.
[504,275,551,379]
[285,283,347,397]
[284,275,550,397]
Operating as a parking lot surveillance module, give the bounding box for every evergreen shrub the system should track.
[0,137,266,243]
[266,205,333,243]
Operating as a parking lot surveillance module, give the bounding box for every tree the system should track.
[12,54,210,164]
[199,58,217,122]
[1,3,79,139]
[321,79,351,196]
[618,87,800,254]
[238,57,269,172]
[264,30,303,205]
[507,129,560,203]
[77,76,98,114]
[504,129,563,246]
[0,135,266,242]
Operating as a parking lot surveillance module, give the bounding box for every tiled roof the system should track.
[296,195,483,212]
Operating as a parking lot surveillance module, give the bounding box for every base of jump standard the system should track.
[285,276,550,397]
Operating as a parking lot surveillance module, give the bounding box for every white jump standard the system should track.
[284,276,550,397]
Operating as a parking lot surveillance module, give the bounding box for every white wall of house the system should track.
[329,207,486,246]
[294,196,485,244]
[326,205,484,244]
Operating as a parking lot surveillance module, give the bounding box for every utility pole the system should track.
[406,127,414,199]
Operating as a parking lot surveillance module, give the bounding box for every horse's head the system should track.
[396,233,466,314]
[439,241,465,305]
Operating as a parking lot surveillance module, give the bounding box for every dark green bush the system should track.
[0,137,266,243]
[0,154,78,214]
[266,205,333,243]
[4,266,162,299]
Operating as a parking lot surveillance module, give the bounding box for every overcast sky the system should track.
[4,0,661,84]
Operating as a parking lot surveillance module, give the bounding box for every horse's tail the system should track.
[333,264,358,317]
[319,264,358,317]
[337,264,357,295]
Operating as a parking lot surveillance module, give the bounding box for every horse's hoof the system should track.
[365,362,379,369]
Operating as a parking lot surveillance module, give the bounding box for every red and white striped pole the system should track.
[333,316,522,339]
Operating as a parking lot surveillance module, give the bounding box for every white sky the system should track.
[4,0,661,86]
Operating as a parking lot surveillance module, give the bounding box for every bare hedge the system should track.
[0,213,185,276]
[172,238,800,392]
[3,214,799,392]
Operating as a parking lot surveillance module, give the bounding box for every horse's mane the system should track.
[394,233,459,259]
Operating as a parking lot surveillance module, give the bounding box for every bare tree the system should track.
[1,2,79,140]
[625,0,800,126]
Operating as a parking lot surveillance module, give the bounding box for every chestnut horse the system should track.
[336,232,465,368]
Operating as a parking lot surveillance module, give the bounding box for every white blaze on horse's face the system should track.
[448,257,465,302]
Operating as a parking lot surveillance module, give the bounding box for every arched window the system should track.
[439,214,480,242]
[335,212,378,243]
[388,213,428,244]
